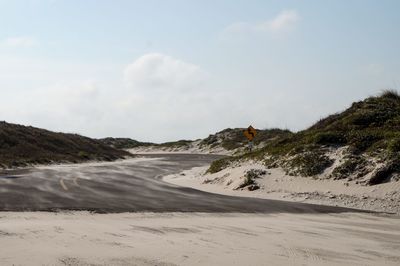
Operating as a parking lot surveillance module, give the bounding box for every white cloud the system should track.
[119,53,229,141]
[123,53,207,93]
[1,36,38,47]
[262,10,300,32]
[0,53,232,142]
[223,10,300,36]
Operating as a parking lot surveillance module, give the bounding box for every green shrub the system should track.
[200,135,218,146]
[236,169,266,189]
[245,169,266,179]
[221,140,242,150]
[387,138,400,153]
[264,156,280,168]
[348,111,382,127]
[237,175,255,189]
[312,132,347,145]
[285,152,334,176]
[347,131,383,153]
[206,157,232,174]
[78,151,90,159]
[368,158,400,185]
[159,140,192,148]
[331,156,367,180]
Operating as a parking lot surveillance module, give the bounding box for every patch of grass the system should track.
[312,131,347,145]
[347,130,384,153]
[206,157,233,174]
[387,138,400,154]
[200,128,292,151]
[284,151,334,176]
[99,138,153,149]
[199,134,218,147]
[330,155,368,180]
[158,140,193,148]
[221,139,243,151]
[253,128,292,145]
[78,151,90,159]
[263,156,280,168]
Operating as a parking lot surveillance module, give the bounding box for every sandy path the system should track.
[0,154,360,214]
[0,211,399,266]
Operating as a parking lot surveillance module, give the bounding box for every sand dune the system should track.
[163,163,400,214]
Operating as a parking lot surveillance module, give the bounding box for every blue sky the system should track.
[1,0,399,142]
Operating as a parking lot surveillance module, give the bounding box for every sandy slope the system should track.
[164,163,400,214]
[127,142,231,155]
[1,211,399,266]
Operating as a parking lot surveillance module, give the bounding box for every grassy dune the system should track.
[0,122,130,168]
[208,91,400,185]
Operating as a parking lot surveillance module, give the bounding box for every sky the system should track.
[1,0,399,142]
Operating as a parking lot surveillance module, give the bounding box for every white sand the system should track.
[164,163,400,214]
[1,211,399,266]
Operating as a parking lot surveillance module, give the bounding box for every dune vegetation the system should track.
[0,122,130,168]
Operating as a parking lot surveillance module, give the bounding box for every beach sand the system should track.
[1,211,399,266]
